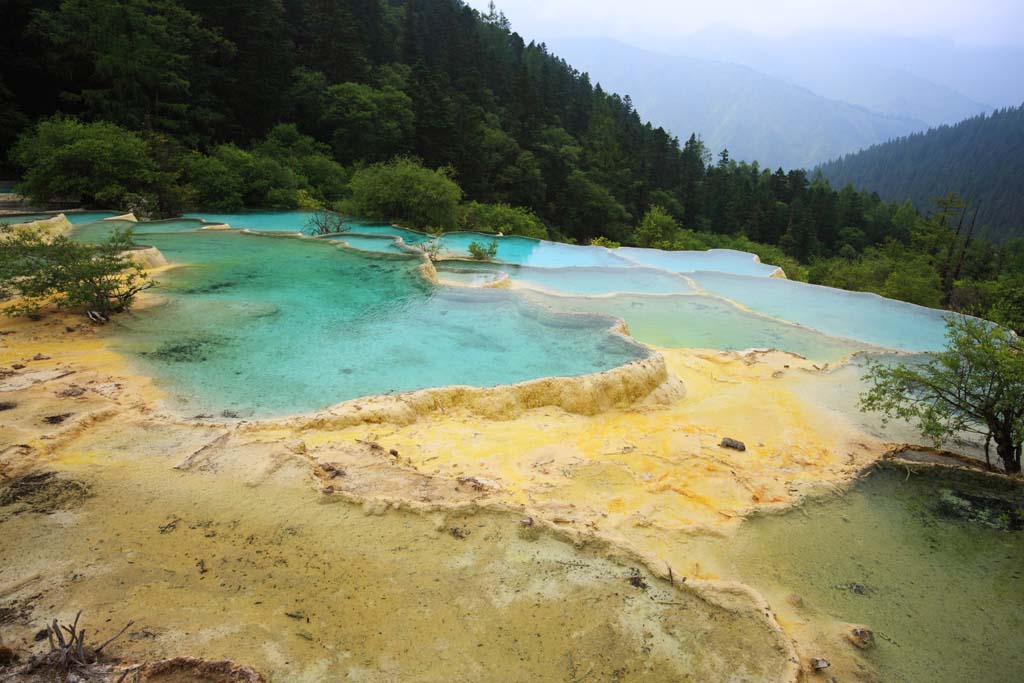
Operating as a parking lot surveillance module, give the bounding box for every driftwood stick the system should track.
[94,620,135,655]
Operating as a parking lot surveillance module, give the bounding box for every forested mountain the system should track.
[819,105,1024,241]
[551,37,925,170]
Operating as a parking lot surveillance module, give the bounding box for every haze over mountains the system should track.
[553,37,924,170]
[548,28,1023,170]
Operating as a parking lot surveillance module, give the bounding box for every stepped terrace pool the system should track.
[111,230,647,417]
[56,209,962,417]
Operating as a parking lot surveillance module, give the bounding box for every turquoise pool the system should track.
[55,209,977,414]
[616,247,781,276]
[525,291,870,362]
[689,272,952,352]
[177,212,788,276]
[442,261,695,295]
[181,211,315,232]
[323,233,411,255]
[342,223,433,245]
[113,230,647,417]
[3,210,120,225]
[71,218,208,243]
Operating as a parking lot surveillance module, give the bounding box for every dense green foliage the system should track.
[457,202,548,239]
[467,239,498,261]
[1,0,1021,324]
[819,105,1024,241]
[0,225,152,318]
[11,118,165,210]
[342,157,462,229]
[861,317,1024,473]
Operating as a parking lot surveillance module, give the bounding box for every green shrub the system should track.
[343,157,462,229]
[10,117,161,209]
[457,201,548,239]
[0,226,152,319]
[183,153,244,211]
[634,206,679,248]
[468,239,498,261]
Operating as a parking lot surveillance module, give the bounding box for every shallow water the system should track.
[71,218,207,243]
[61,210,970,414]
[323,233,411,254]
[2,210,119,225]
[435,266,506,287]
[439,261,694,295]
[182,210,315,232]
[524,291,870,362]
[718,466,1024,683]
[616,246,780,276]
[113,231,645,416]
[690,272,951,352]
[342,222,433,245]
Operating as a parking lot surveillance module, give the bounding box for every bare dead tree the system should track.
[305,210,348,236]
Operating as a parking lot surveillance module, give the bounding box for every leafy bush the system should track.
[343,157,462,229]
[457,201,548,239]
[590,236,620,248]
[0,226,153,319]
[634,206,679,248]
[468,239,498,261]
[183,153,244,211]
[10,117,162,209]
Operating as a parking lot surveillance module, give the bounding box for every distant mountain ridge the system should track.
[550,36,928,170]
[818,105,1024,241]
[662,26,1001,127]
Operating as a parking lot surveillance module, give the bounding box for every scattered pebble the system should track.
[720,437,746,452]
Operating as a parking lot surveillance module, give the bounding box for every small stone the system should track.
[456,475,502,492]
[31,354,50,361]
[719,437,746,451]
[809,657,830,672]
[847,627,875,649]
[785,593,804,608]
[389,448,399,457]
[11,363,25,370]
[520,517,534,527]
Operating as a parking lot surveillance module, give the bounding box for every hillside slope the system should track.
[551,36,926,170]
[818,105,1024,241]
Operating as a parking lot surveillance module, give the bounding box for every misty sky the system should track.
[465,0,1024,47]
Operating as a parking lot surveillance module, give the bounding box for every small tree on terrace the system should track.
[0,226,153,320]
[305,209,348,235]
[860,316,1023,473]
